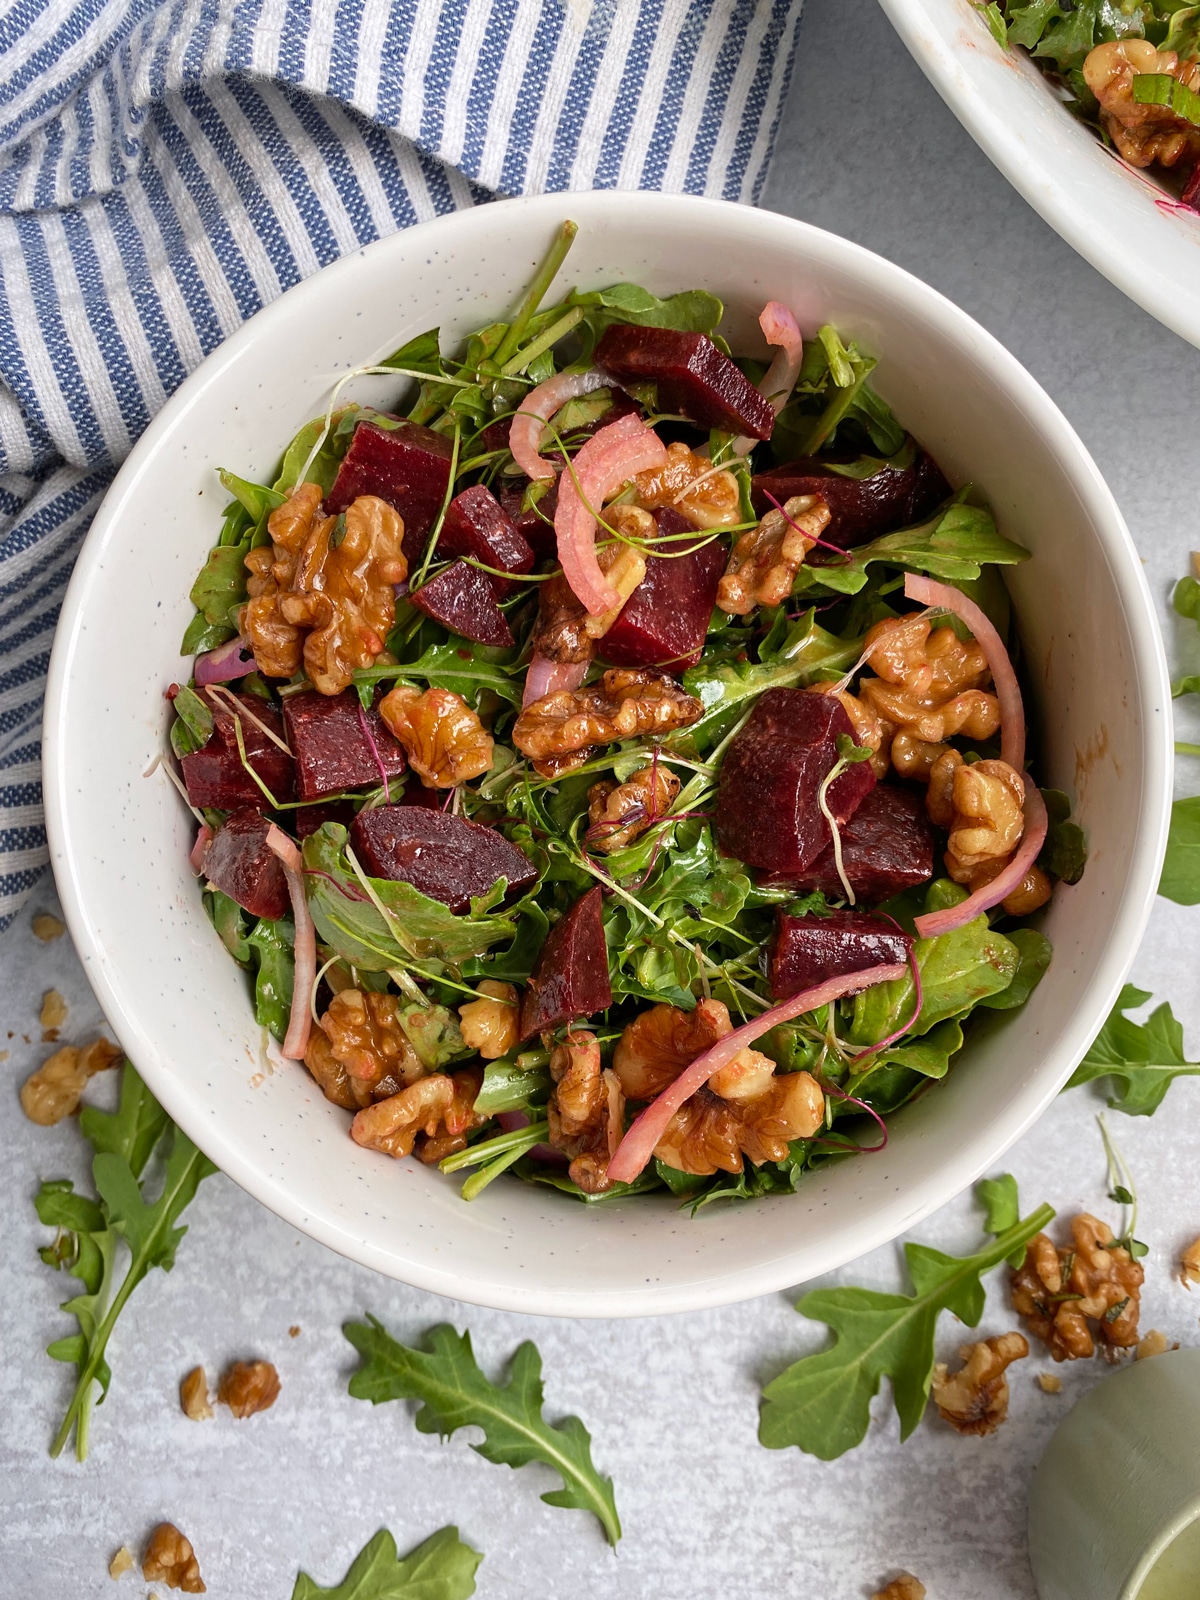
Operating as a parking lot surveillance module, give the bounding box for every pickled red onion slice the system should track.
[731,301,804,458]
[522,654,588,709]
[189,823,213,874]
[195,634,257,686]
[605,961,908,1185]
[555,412,666,615]
[913,786,1049,939]
[265,823,315,1061]
[509,370,610,482]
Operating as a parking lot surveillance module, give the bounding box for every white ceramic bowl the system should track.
[879,0,1200,349]
[43,191,1171,1317]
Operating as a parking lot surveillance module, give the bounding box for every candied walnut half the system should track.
[1083,40,1200,169]
[142,1522,205,1593]
[928,753,1043,905]
[218,1359,281,1418]
[808,683,889,779]
[859,614,1000,755]
[350,1067,483,1161]
[613,999,734,1101]
[320,989,424,1096]
[586,763,680,853]
[932,1332,1029,1436]
[716,494,830,615]
[379,684,493,787]
[530,529,649,666]
[633,441,741,530]
[1012,1214,1144,1362]
[303,1027,372,1111]
[545,1032,625,1194]
[458,980,520,1060]
[179,1366,213,1422]
[872,1577,925,1600]
[512,667,702,777]
[655,1063,825,1176]
[20,1037,121,1125]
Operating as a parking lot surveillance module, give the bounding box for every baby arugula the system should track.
[291,1527,482,1600]
[344,1317,621,1546]
[35,1061,216,1460]
[1066,983,1200,1116]
[758,1184,1053,1460]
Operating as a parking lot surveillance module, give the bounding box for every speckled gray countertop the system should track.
[4,1,1200,1595]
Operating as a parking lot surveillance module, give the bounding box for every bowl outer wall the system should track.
[877,0,1200,352]
[43,190,1171,1318]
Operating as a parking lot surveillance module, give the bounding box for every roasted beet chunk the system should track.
[295,799,355,840]
[599,518,725,672]
[596,326,775,441]
[410,560,514,646]
[519,886,612,1040]
[440,486,534,597]
[769,909,912,999]
[350,805,537,913]
[325,419,455,567]
[498,484,558,558]
[715,689,875,876]
[783,783,936,906]
[203,810,290,920]
[180,689,295,811]
[753,448,951,549]
[282,689,406,801]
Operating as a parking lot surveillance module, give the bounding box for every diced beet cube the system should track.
[295,799,356,840]
[181,689,295,811]
[781,783,936,906]
[715,689,875,876]
[282,689,406,801]
[440,486,534,597]
[499,484,558,558]
[350,805,537,913]
[325,418,455,567]
[410,560,514,647]
[752,449,951,549]
[596,325,775,440]
[203,810,290,920]
[401,781,446,810]
[769,908,912,999]
[519,886,612,1040]
[599,519,725,672]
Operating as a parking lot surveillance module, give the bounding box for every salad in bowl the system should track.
[167,221,1081,1213]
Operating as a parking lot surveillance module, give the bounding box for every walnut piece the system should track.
[20,1037,121,1125]
[586,763,680,853]
[303,1027,372,1111]
[1012,1215,1144,1362]
[512,667,702,776]
[1083,40,1200,169]
[244,483,407,693]
[531,573,595,665]
[1036,1373,1063,1394]
[142,1523,205,1593]
[655,1065,825,1176]
[32,911,66,941]
[545,1032,625,1194]
[871,1578,926,1600]
[1137,1329,1175,1360]
[1001,865,1053,916]
[458,980,520,1060]
[809,683,890,779]
[109,1545,135,1578]
[926,750,1044,902]
[1180,1235,1200,1287]
[860,614,999,760]
[218,1359,281,1418]
[379,684,493,787]
[931,1331,1029,1436]
[40,988,68,1038]
[716,494,830,615]
[613,999,734,1101]
[319,989,424,1096]
[350,1067,483,1161]
[179,1366,213,1422]
[633,441,741,530]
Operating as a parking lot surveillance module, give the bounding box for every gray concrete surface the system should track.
[4,1,1200,1593]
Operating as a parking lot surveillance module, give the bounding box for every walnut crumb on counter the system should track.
[218,1359,280,1418]
[20,1037,122,1125]
[179,1367,212,1421]
[32,912,65,941]
[40,987,67,1039]
[142,1523,205,1592]
[1180,1236,1200,1288]
[108,1545,134,1578]
[1036,1373,1063,1394]
[288,1325,301,1338]
[1137,1329,1176,1360]
[872,1576,926,1600]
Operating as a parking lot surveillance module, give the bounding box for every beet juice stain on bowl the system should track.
[164,218,1079,1214]
[44,191,1169,1314]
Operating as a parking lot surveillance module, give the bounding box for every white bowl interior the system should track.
[44,191,1171,1316]
[878,0,1200,350]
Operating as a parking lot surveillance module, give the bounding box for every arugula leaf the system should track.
[758,1196,1054,1458]
[978,0,1009,45]
[217,468,286,522]
[978,1173,1029,1267]
[205,889,252,965]
[275,411,352,496]
[345,1317,621,1546]
[772,328,906,459]
[978,927,1052,1011]
[1160,796,1200,904]
[188,541,250,631]
[246,917,295,1040]
[1172,576,1200,696]
[1013,0,1150,72]
[1066,983,1200,1115]
[37,1063,216,1460]
[291,1527,482,1600]
[356,643,523,711]
[1133,70,1200,125]
[567,282,723,336]
[169,683,214,759]
[472,1055,552,1116]
[379,327,448,377]
[1039,788,1088,885]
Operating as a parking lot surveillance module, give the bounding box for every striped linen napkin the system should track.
[0,0,805,929]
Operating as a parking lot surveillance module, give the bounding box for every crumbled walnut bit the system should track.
[1180,1235,1200,1287]
[32,911,66,941]
[288,1325,301,1338]
[302,1026,372,1110]
[583,531,647,641]
[318,989,425,1098]
[458,980,520,1061]
[142,1523,205,1593]
[1037,1372,1063,1394]
[179,1366,213,1421]
[1012,1214,1144,1361]
[891,729,952,782]
[350,1067,484,1161]
[655,1065,825,1176]
[378,684,493,787]
[1083,40,1200,168]
[218,1359,281,1419]
[545,1032,625,1194]
[809,683,890,778]
[1137,1329,1176,1360]
[40,988,68,1038]
[109,1545,135,1578]
[932,1332,1029,1435]
[860,614,999,758]
[716,494,829,615]
[1001,864,1053,916]
[871,1577,925,1600]
[633,441,741,530]
[530,573,594,665]
[927,751,1031,891]
[20,1037,121,1125]
[613,999,734,1101]
[512,667,701,775]
[586,764,680,853]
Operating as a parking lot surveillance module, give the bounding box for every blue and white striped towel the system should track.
[0,0,805,929]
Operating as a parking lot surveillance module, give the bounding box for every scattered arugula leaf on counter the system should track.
[344,1317,621,1546]
[291,1526,482,1600]
[35,1062,216,1460]
[1172,576,1200,696]
[1066,983,1200,1116]
[758,1192,1054,1459]
[1159,796,1200,904]
[978,1173,1029,1267]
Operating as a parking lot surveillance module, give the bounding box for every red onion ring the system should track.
[914,786,1049,939]
[265,823,315,1061]
[194,634,257,686]
[555,412,666,615]
[189,823,213,874]
[509,370,610,481]
[522,654,588,710]
[731,301,804,458]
